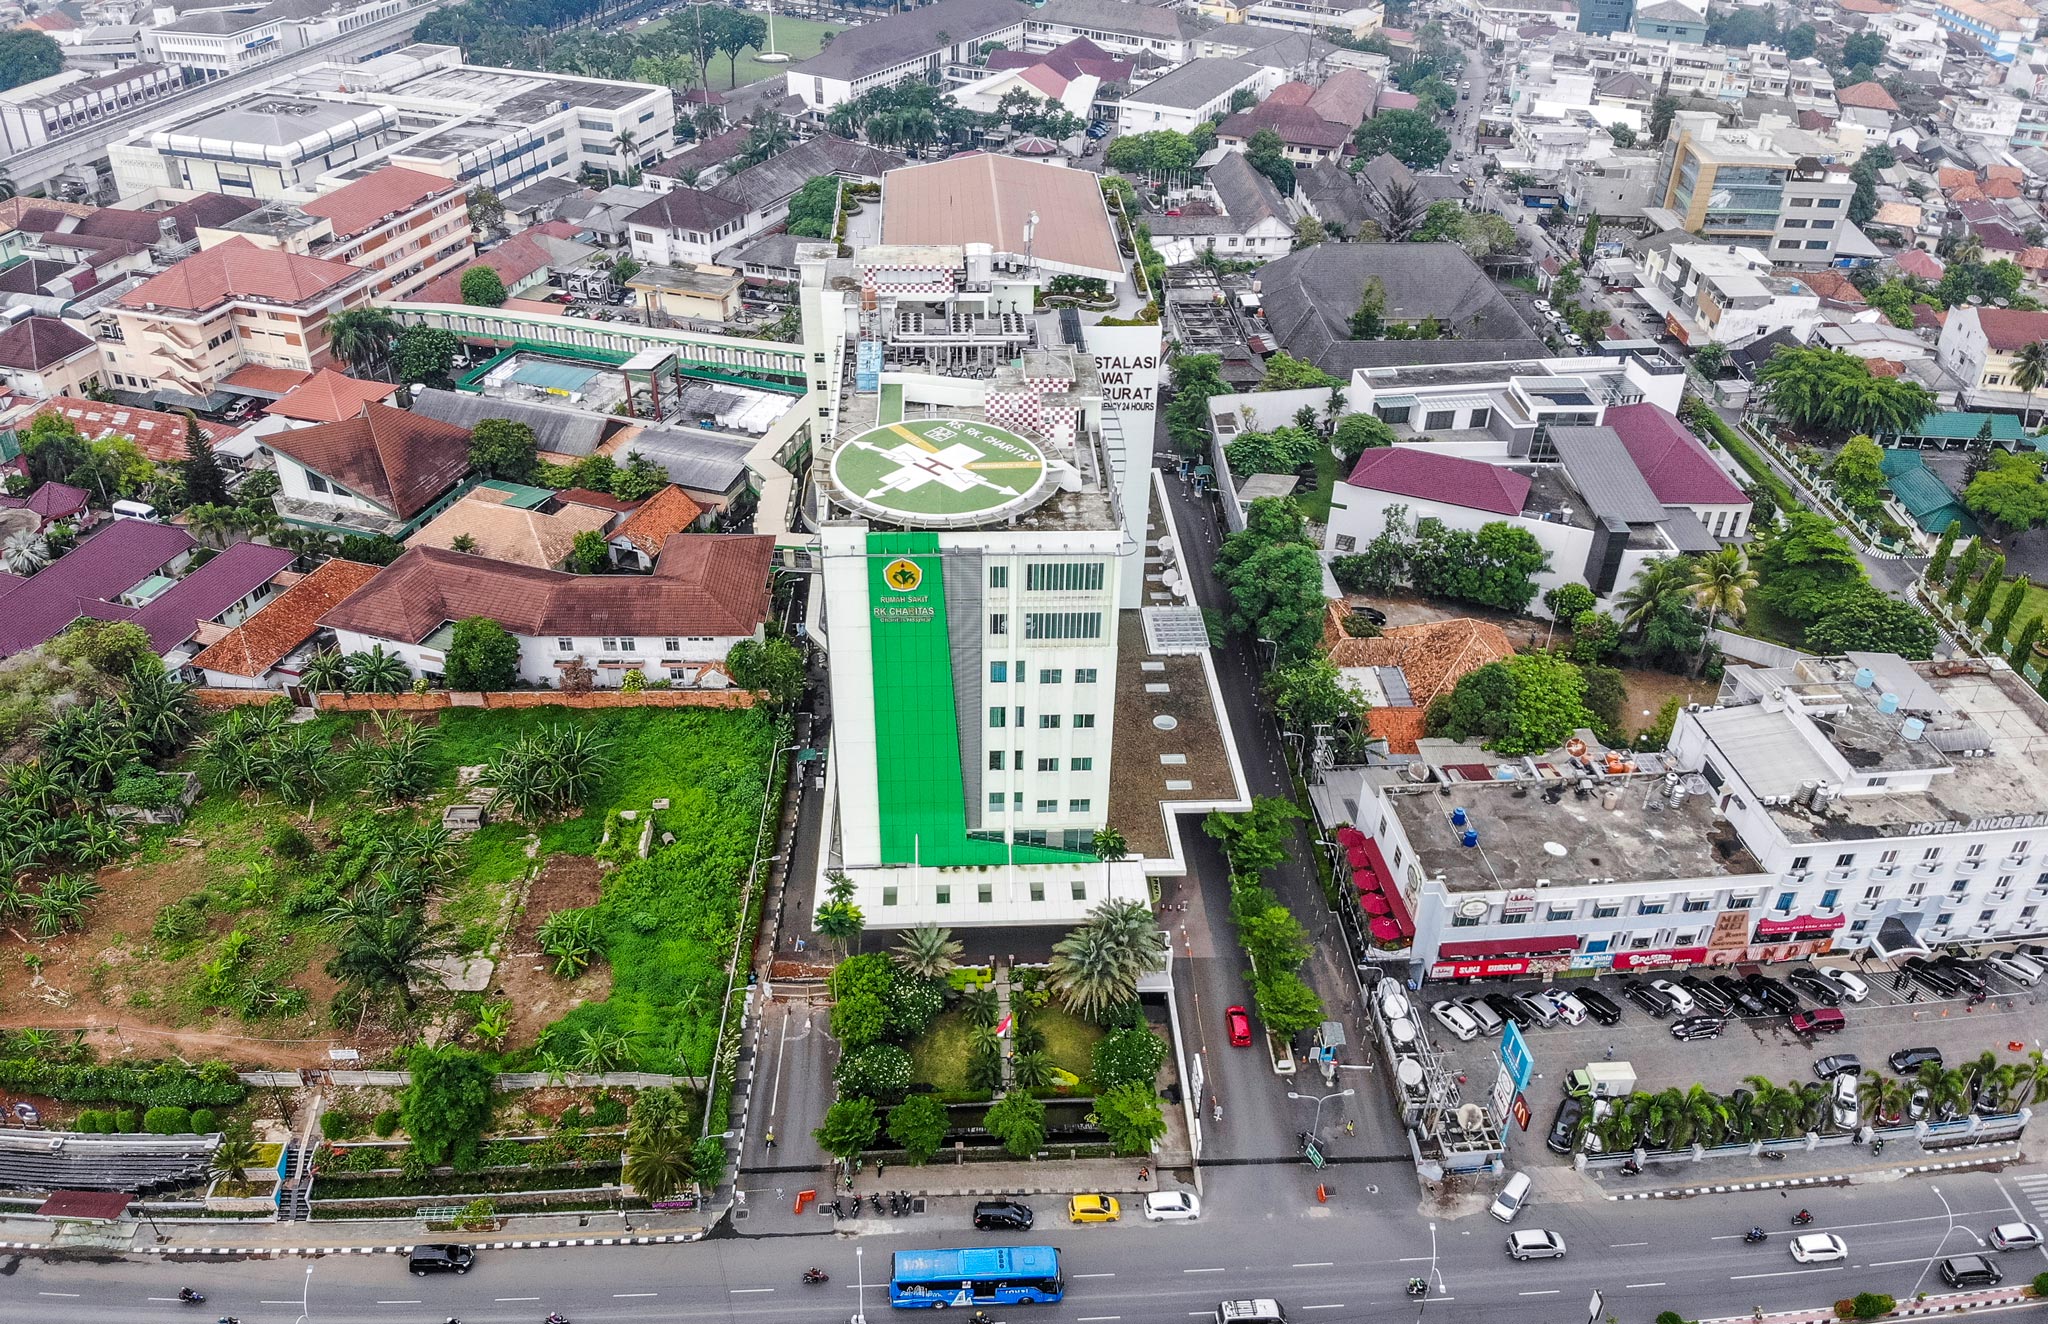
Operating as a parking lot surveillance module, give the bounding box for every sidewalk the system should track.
[0,1209,712,1256]
[731,1156,1168,1237]
[1586,1137,2025,1202]
[1698,1286,2038,1324]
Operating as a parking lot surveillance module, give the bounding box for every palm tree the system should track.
[300,648,350,695]
[325,306,400,378]
[1687,545,1757,672]
[623,1130,693,1203]
[611,128,642,182]
[1615,555,1693,637]
[892,925,962,980]
[739,118,791,168]
[572,1024,635,1073]
[692,104,725,139]
[344,644,411,694]
[814,895,866,958]
[2015,340,2048,429]
[1048,899,1166,1020]
[1,529,48,574]
[1091,826,1128,896]
[1012,1051,1055,1089]
[209,1122,260,1194]
[324,909,453,1013]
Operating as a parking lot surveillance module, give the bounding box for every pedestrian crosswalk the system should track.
[2004,1170,2048,1220]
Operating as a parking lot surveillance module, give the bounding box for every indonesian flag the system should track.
[995,1013,1013,1038]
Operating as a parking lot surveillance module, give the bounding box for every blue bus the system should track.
[889,1246,1065,1309]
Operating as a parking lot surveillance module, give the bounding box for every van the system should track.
[1790,1007,1846,1036]
[111,499,160,522]
[1990,951,2045,986]
[1220,1301,1287,1324]
[1489,1170,1532,1223]
[408,1244,475,1276]
[1573,987,1622,1026]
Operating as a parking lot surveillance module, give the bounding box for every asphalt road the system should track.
[14,1162,2048,1324]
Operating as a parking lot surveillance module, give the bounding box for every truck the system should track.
[1563,1061,1636,1099]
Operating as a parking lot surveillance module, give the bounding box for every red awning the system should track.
[1351,868,1380,891]
[1336,826,1365,847]
[1358,837,1414,938]
[1437,934,1580,960]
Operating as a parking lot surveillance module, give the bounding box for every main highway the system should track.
[7,1163,2045,1324]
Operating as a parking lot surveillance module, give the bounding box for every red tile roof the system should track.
[1836,81,1899,111]
[1787,268,1865,305]
[190,557,381,678]
[1895,249,1945,281]
[321,534,774,643]
[1603,403,1749,506]
[224,364,312,395]
[1343,447,1530,516]
[1937,167,1975,190]
[0,315,92,370]
[265,367,401,424]
[1835,0,1896,12]
[408,231,555,305]
[121,236,360,313]
[263,402,472,519]
[1971,307,2048,352]
[1365,705,1430,754]
[31,396,236,464]
[301,166,455,240]
[1865,357,1907,377]
[1327,613,1515,702]
[558,487,642,513]
[609,485,705,556]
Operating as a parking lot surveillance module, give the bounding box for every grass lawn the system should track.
[1295,446,1342,523]
[663,15,841,90]
[1033,1006,1104,1086]
[910,1009,977,1094]
[1732,599,1805,650]
[2000,578,2048,681]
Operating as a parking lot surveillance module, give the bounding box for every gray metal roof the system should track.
[1692,704,1836,802]
[791,0,1027,81]
[619,425,754,494]
[1127,58,1260,110]
[1658,506,1721,553]
[1549,425,1669,524]
[408,388,615,459]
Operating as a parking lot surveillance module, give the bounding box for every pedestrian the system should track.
[1604,1043,1614,1061]
[1138,1166,1150,1183]
[876,1159,885,1179]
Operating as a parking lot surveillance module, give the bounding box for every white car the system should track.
[1506,1229,1565,1261]
[1533,298,1554,314]
[1142,1190,1201,1222]
[1564,332,1586,348]
[1650,979,1696,1015]
[1543,991,1587,1026]
[1790,1233,1848,1263]
[1817,968,1870,1002]
[1490,1170,1532,1223]
[1831,1071,1862,1130]
[1991,1221,2042,1251]
[1431,999,1482,1042]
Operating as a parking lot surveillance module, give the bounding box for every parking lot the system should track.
[1420,954,2048,1158]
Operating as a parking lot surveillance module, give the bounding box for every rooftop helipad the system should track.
[827,417,1051,527]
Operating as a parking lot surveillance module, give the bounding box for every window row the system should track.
[989,663,1099,683]
[987,708,1096,728]
[988,752,1094,771]
[986,794,1092,813]
[880,879,1094,905]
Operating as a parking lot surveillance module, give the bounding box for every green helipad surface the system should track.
[830,418,1048,524]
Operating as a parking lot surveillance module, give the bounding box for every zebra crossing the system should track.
[2006,1169,2048,1222]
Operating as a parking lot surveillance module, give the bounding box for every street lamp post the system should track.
[1286,1087,1354,1142]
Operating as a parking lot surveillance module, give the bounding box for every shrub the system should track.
[320,1110,357,1140]
[886,976,946,1039]
[0,1057,244,1108]
[1656,1312,1689,1324]
[834,1044,914,1103]
[1092,1025,1169,1091]
[593,1093,627,1126]
[76,1109,107,1133]
[1852,1293,1895,1319]
[189,1108,218,1134]
[373,1109,401,1138]
[1834,1304,1855,1321]
[2034,1271,2048,1296]
[115,1109,139,1133]
[143,1105,192,1134]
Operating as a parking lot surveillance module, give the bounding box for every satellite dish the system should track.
[1458,1103,1488,1131]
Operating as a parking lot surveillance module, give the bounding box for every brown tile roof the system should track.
[1835,81,1899,111]
[1324,609,1515,706]
[265,367,401,423]
[1986,164,2026,183]
[189,558,381,678]
[1865,357,1907,377]
[0,315,93,370]
[407,491,614,569]
[121,235,360,313]
[409,231,556,305]
[225,364,312,394]
[1896,249,1944,281]
[609,484,704,556]
[1982,177,2023,199]
[1937,167,1976,190]
[1971,306,2048,351]
[1835,0,1897,12]
[264,402,472,519]
[558,487,641,513]
[31,396,236,464]
[1786,268,1865,304]
[301,166,455,240]
[881,155,1122,279]
[0,196,94,234]
[1366,705,1430,755]
[321,534,774,642]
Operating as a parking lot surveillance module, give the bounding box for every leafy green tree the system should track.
[1092,1083,1166,1156]
[1266,656,1367,737]
[394,325,462,388]
[1948,537,1984,605]
[465,185,505,233]
[460,265,508,307]
[1827,435,1888,514]
[1349,275,1387,340]
[1203,795,1302,877]
[784,176,839,239]
[1546,582,1597,621]
[1245,128,1297,196]
[1428,652,1593,756]
[725,635,806,707]
[1987,576,2031,652]
[399,1046,495,1169]
[1753,511,1869,619]
[1106,129,1198,178]
[1928,519,1961,583]
[1806,590,1940,659]
[982,1090,1046,1158]
[443,616,521,690]
[1352,109,1450,169]
[886,1095,949,1164]
[1092,1025,1168,1091]
[1404,518,1551,612]
[1222,538,1325,660]
[814,1097,879,1161]
[568,529,609,574]
[1257,352,1341,391]
[1164,353,1228,457]
[608,451,668,502]
[1965,553,2006,629]
[1225,425,1322,475]
[834,1044,913,1102]
[1333,413,1396,464]
[1842,32,1886,68]
[1758,346,1934,437]
[468,417,539,483]
[2009,615,2043,677]
[1965,454,2048,531]
[1253,968,1325,1036]
[1648,93,1679,143]
[0,30,63,92]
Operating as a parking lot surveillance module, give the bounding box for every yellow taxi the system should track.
[1067,1194,1121,1223]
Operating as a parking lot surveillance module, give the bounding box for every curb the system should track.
[1606,1147,2022,1201]
[1695,1289,2032,1324]
[136,1234,706,1256]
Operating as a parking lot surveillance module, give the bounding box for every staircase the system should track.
[276,1095,322,1222]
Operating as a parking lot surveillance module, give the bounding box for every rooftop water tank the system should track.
[1902,717,1926,741]
[1854,667,1875,689]
[1461,828,1479,848]
[1879,692,1900,715]
[1451,807,1468,827]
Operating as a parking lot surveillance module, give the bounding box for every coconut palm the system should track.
[960,985,998,1027]
[2014,341,2048,429]
[611,128,642,181]
[344,644,411,694]
[1615,555,1694,637]
[623,1130,693,1203]
[1,529,48,575]
[300,648,350,695]
[892,925,962,980]
[814,896,865,958]
[209,1122,260,1194]
[1688,545,1757,672]
[1048,899,1166,1020]
[1091,825,1128,895]
[326,306,400,378]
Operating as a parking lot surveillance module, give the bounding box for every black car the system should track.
[1939,1255,2004,1288]
[1907,957,1963,997]
[1547,1096,1586,1154]
[973,1200,1035,1231]
[1890,1046,1944,1073]
[1936,955,1989,995]
[1744,973,1802,1015]
[1813,1054,1862,1079]
[409,1245,475,1276]
[1621,979,1674,1018]
[1671,1015,1724,1041]
[1483,992,1531,1028]
[1349,604,1389,628]
[1679,975,1734,1016]
[1786,968,1843,1006]
[1574,987,1624,1026]
[1712,975,1767,1016]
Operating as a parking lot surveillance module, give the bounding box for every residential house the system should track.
[406,386,623,461]
[1119,58,1271,134]
[1602,401,1754,538]
[1026,0,1201,63]
[605,425,755,512]
[28,395,237,464]
[319,534,777,688]
[606,484,707,570]
[784,0,1029,113]
[1216,69,1378,164]
[0,315,101,402]
[264,401,476,537]
[405,225,598,307]
[189,556,382,691]
[1147,152,1293,264]
[626,136,899,268]
[263,367,402,426]
[0,480,92,532]
[1634,241,1825,349]
[146,539,298,671]
[1834,80,1899,134]
[1937,306,2048,413]
[1629,0,1707,42]
[406,487,618,570]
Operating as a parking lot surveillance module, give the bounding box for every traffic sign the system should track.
[1500,1020,1534,1092]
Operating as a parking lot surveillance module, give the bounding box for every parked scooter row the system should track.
[830,1190,917,1218]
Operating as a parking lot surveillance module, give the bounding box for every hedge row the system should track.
[0,1058,244,1108]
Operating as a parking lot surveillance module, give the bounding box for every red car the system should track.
[1226,1005,1252,1047]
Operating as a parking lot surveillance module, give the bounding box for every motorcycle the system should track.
[1791,1211,1813,1227]
[803,1269,831,1285]
[545,1314,570,1324]
[870,1192,885,1216]
[1744,1228,1768,1244]
[1760,1149,1786,1162]
[1619,1157,1642,1175]
[178,1289,206,1305]
[1407,1278,1428,1298]
[1871,1138,1886,1156]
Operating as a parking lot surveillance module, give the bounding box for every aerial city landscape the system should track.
[8,0,2048,1320]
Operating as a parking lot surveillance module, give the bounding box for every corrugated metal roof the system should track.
[1549,425,1668,523]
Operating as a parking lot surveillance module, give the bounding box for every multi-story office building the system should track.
[1658,112,1861,266]
[1576,0,1635,38]
[0,63,181,158]
[198,164,474,304]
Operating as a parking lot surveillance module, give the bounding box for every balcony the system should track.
[1868,865,1901,880]
[1911,861,1946,878]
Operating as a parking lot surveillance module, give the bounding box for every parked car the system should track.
[1679,975,1733,1015]
[1431,1000,1482,1042]
[1745,973,1802,1014]
[1670,1015,1724,1041]
[1142,1191,1200,1222]
[1069,1194,1120,1223]
[1226,1005,1252,1047]
[1936,955,1989,995]
[1790,1234,1848,1264]
[1460,995,1505,1036]
[1542,991,1588,1026]
[974,1200,1035,1231]
[409,1246,475,1276]
[1649,979,1696,1015]
[1547,1097,1586,1155]
[1987,952,2045,986]
[1506,1229,1566,1261]
[1574,987,1623,1026]
[1712,975,1767,1016]
[1816,967,1870,1002]
[1791,1007,1846,1036]
[1482,992,1529,1028]
[1907,1085,1932,1121]
[1814,1054,1861,1079]
[1533,298,1554,314]
[1621,979,1674,1018]
[1787,968,1843,1006]
[1890,1047,1943,1073]
[1514,992,1561,1027]
[1490,1171,1532,1223]
[1831,1071,1862,1129]
[1990,1222,2043,1251]
[1940,1255,2003,1288]
[1906,957,1962,997]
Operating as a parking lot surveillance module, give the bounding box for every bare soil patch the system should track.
[491,854,610,1051]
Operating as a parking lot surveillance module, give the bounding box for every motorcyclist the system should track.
[1794,1209,1812,1224]
[1408,1277,1428,1296]
[1746,1226,1766,1242]
[178,1288,204,1302]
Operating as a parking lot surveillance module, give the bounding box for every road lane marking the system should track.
[497,1298,542,1302]
[1293,1262,1334,1268]
[731,1288,776,1294]
[1398,1255,1435,1262]
[1731,1268,1844,1280]
[1184,1267,1225,1274]
[1076,1316,1122,1320]
[1866,1257,1937,1267]
[38,1293,79,1298]
[147,1299,180,1303]
[1300,1305,1344,1311]
[1626,1283,1668,1289]
[262,1301,306,1306]
[1612,1242,1650,1248]
[1073,1273,1118,1279]
[376,1301,422,1305]
[1520,1290,1562,1296]
[616,1292,660,1297]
